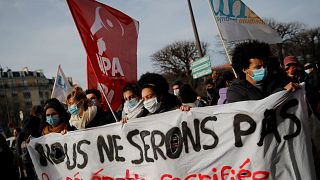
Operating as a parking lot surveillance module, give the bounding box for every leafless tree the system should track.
[151,41,208,88]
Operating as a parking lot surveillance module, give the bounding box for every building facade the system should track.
[0,67,54,134]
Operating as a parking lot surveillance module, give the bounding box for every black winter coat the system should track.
[86,107,117,128]
[227,79,266,103]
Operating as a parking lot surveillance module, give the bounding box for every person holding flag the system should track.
[67,87,110,129]
[85,88,118,125]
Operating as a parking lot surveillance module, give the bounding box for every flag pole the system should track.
[207,0,237,78]
[187,0,204,58]
[87,56,119,122]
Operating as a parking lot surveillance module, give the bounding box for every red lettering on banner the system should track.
[60,158,269,180]
[185,174,197,180]
[161,174,173,180]
[66,172,81,180]
[158,158,269,180]
[252,171,269,180]
[42,173,49,180]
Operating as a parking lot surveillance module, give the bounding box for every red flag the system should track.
[67,0,139,111]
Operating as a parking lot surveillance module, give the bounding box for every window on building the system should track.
[45,91,49,99]
[12,89,18,97]
[0,89,5,97]
[25,101,32,110]
[39,91,43,98]
[23,91,31,99]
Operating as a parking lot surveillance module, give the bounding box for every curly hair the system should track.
[138,72,169,95]
[231,40,271,79]
[179,84,197,103]
[66,86,90,110]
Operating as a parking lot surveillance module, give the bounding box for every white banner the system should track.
[208,0,282,44]
[51,65,72,104]
[28,89,317,180]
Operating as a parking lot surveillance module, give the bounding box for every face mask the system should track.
[173,89,180,96]
[250,68,267,82]
[46,115,60,126]
[125,98,139,110]
[206,87,214,94]
[305,69,311,74]
[68,104,80,116]
[91,99,97,106]
[143,97,161,113]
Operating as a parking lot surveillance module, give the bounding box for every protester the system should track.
[85,88,118,124]
[172,80,183,97]
[67,87,110,129]
[138,73,181,116]
[211,70,221,83]
[179,84,204,108]
[227,41,300,103]
[304,62,320,118]
[121,84,146,123]
[283,55,306,83]
[16,105,43,179]
[204,78,219,105]
[85,88,102,107]
[215,71,235,105]
[0,133,19,180]
[41,98,70,135]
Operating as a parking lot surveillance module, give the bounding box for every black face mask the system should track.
[207,88,214,94]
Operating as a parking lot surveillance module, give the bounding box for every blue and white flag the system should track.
[208,0,282,44]
[51,65,72,103]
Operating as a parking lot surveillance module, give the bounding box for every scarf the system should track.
[42,123,68,135]
[69,105,97,129]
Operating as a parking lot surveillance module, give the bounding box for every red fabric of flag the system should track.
[67,0,139,111]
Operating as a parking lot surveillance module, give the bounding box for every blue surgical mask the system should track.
[68,104,80,116]
[91,99,97,106]
[125,98,139,110]
[46,115,60,126]
[250,68,267,82]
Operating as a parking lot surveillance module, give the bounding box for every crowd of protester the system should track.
[0,40,319,179]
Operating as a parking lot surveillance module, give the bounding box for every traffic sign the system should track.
[191,56,212,79]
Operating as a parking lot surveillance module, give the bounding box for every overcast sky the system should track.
[1,0,320,88]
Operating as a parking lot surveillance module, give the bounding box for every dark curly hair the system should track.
[231,40,271,79]
[179,84,197,103]
[138,72,169,95]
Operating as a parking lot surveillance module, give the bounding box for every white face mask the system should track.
[305,69,311,74]
[143,97,161,113]
[173,89,180,96]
